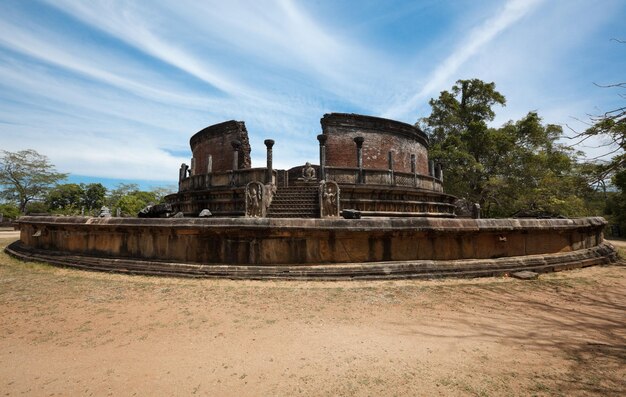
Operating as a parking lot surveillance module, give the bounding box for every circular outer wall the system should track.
[6,216,619,280]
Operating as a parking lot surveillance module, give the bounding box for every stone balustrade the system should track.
[324,166,444,192]
[179,168,277,192]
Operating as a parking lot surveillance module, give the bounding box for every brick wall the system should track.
[190,121,251,174]
[321,113,430,174]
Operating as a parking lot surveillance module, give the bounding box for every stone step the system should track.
[270,200,318,205]
[268,211,319,216]
[268,207,319,212]
[275,192,318,197]
[268,185,320,218]
[8,240,617,280]
[276,187,318,192]
[267,213,318,218]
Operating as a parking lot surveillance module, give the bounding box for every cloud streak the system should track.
[383,0,544,120]
[0,0,623,184]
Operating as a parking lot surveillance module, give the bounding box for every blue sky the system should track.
[1,0,625,190]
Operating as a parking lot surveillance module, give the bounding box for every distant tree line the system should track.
[0,149,174,220]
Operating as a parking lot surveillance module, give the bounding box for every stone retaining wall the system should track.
[14,216,611,266]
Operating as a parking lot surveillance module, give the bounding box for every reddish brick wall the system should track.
[190,121,251,174]
[321,113,430,174]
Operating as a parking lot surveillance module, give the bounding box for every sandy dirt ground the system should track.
[0,236,624,396]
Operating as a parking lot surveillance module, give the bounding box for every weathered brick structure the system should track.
[167,113,455,218]
[189,120,251,175]
[322,113,429,174]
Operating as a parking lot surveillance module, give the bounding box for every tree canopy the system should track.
[0,149,67,213]
[421,79,594,217]
[46,182,107,215]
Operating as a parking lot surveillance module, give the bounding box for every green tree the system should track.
[0,203,20,220]
[46,183,84,214]
[106,183,162,216]
[82,183,106,212]
[421,79,506,209]
[0,149,67,213]
[422,80,590,217]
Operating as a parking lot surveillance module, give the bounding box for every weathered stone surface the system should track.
[511,271,539,280]
[198,209,212,217]
[13,216,613,266]
[342,209,361,219]
[5,240,618,280]
[138,203,172,218]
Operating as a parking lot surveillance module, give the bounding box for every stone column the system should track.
[435,163,443,181]
[264,139,275,184]
[317,134,327,181]
[388,151,394,185]
[190,157,196,176]
[354,136,364,183]
[429,160,435,177]
[231,140,241,171]
[179,163,186,182]
[207,155,213,173]
[411,154,417,187]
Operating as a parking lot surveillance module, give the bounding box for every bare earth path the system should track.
[0,236,624,396]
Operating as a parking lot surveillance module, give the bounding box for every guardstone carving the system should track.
[320,181,340,218]
[245,181,265,217]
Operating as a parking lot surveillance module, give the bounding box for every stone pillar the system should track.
[411,154,417,187]
[264,139,275,184]
[190,157,196,176]
[429,160,435,177]
[231,140,241,171]
[435,163,442,181]
[207,155,213,173]
[354,136,364,183]
[388,151,394,185]
[179,163,189,181]
[317,134,327,181]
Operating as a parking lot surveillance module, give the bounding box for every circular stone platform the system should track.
[6,216,619,280]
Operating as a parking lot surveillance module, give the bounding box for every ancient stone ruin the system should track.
[167,113,455,218]
[6,113,620,279]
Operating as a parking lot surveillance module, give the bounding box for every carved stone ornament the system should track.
[245,181,265,217]
[319,181,340,218]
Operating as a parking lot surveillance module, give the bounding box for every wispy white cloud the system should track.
[383,0,544,120]
[1,0,624,184]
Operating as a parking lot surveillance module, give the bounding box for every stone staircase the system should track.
[268,184,319,218]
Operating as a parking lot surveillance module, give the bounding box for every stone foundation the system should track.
[7,216,618,279]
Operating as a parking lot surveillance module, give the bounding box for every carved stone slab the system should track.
[245,181,265,217]
[320,181,340,218]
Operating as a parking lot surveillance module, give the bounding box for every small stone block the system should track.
[342,209,361,219]
[511,270,538,280]
[198,209,212,217]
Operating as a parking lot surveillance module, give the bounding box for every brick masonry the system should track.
[190,120,251,174]
[321,113,430,174]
